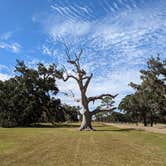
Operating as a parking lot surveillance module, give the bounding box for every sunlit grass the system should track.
[0,123,166,166]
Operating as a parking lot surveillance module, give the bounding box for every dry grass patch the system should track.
[0,123,166,166]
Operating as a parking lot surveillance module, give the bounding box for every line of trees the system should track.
[118,56,166,126]
[1,55,165,128]
[95,112,132,123]
[0,60,79,127]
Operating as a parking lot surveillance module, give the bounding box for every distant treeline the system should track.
[0,56,166,127]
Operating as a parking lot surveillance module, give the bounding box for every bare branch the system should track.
[62,65,67,73]
[88,93,118,103]
[82,76,90,80]
[63,43,85,81]
[66,58,81,74]
[63,75,78,82]
[84,73,93,92]
[63,42,82,72]
[62,65,78,82]
[63,40,71,61]
[91,107,116,115]
[75,48,82,61]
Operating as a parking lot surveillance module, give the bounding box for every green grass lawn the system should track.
[0,123,166,166]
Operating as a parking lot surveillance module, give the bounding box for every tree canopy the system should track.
[119,56,166,126]
[0,60,78,127]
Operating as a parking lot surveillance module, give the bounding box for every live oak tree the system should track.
[61,47,117,130]
[61,104,80,122]
[118,94,140,125]
[119,56,166,126]
[130,56,166,126]
[0,60,62,127]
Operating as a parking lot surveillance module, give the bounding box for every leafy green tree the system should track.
[119,56,166,126]
[118,94,140,125]
[100,96,115,109]
[95,96,115,122]
[61,104,80,122]
[0,61,62,127]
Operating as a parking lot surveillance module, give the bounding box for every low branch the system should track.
[88,93,118,103]
[91,107,116,115]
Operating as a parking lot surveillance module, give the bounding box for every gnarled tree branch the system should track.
[61,43,117,130]
[91,107,116,115]
[62,65,78,82]
[63,74,78,82]
[83,73,93,92]
[88,94,118,103]
[63,43,82,73]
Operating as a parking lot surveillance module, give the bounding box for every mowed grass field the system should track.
[0,123,166,166]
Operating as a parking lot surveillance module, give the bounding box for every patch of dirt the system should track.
[105,123,166,134]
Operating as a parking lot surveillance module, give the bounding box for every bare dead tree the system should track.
[62,46,117,130]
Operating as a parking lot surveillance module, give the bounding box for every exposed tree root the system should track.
[79,126,96,131]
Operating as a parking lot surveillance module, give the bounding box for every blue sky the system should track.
[0,0,166,108]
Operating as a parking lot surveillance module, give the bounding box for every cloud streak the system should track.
[0,42,21,53]
[36,0,166,107]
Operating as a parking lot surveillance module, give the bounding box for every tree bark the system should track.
[79,111,94,131]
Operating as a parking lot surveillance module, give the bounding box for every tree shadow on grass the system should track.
[54,124,81,128]
[95,128,144,132]
[26,123,81,128]
[4,123,107,129]
[31,123,106,128]
[5,123,144,132]
[6,123,80,128]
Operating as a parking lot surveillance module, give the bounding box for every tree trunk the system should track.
[79,111,94,131]
[150,120,153,127]
[143,113,147,126]
[150,112,154,127]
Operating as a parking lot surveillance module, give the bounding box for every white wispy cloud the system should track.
[0,31,13,40]
[0,64,9,71]
[10,42,21,53]
[0,36,21,53]
[41,45,58,57]
[49,20,91,40]
[0,42,21,53]
[0,64,13,81]
[0,31,21,53]
[36,0,166,107]
[0,73,11,81]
